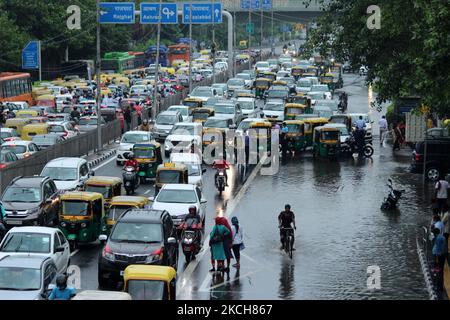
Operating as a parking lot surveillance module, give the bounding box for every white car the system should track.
[40,157,92,191]
[130,85,151,95]
[167,105,192,122]
[164,122,202,157]
[0,128,21,142]
[214,62,228,72]
[296,79,312,93]
[262,101,285,122]
[254,61,271,73]
[307,92,327,106]
[116,130,154,165]
[310,85,332,99]
[276,71,290,80]
[211,83,228,97]
[0,227,70,274]
[236,117,261,135]
[48,121,79,140]
[169,152,205,190]
[235,73,252,88]
[1,141,40,159]
[188,86,217,102]
[237,97,257,118]
[150,184,207,227]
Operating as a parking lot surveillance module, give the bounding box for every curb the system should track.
[88,150,117,169]
[416,237,439,300]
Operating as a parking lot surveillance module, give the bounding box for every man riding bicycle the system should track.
[278,204,296,250]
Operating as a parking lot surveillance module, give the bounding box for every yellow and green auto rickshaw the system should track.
[263,71,277,82]
[302,118,330,147]
[123,265,177,300]
[192,108,215,124]
[313,126,341,159]
[239,40,248,50]
[155,163,189,195]
[284,103,309,120]
[59,191,106,250]
[284,120,307,152]
[247,120,273,157]
[133,142,163,183]
[272,80,287,88]
[16,109,40,119]
[84,176,122,206]
[307,66,319,77]
[291,66,306,80]
[5,118,32,135]
[320,73,336,91]
[106,196,150,233]
[182,97,203,110]
[329,114,353,133]
[288,94,312,111]
[21,123,50,141]
[254,78,272,99]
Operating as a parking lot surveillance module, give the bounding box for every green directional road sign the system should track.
[246,22,255,34]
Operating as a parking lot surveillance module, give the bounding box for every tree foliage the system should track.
[304,0,450,117]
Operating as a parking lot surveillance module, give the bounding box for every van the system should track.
[411,138,450,181]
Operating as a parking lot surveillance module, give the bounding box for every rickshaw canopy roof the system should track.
[284,120,305,125]
[285,103,307,108]
[61,191,104,201]
[124,265,176,282]
[5,118,31,124]
[314,125,340,132]
[23,123,50,130]
[110,196,149,206]
[249,121,272,128]
[85,176,122,186]
[303,118,330,124]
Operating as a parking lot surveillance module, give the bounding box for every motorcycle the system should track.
[178,218,203,264]
[122,166,139,195]
[215,170,226,195]
[381,179,405,210]
[343,134,374,158]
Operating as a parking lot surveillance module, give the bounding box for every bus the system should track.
[145,45,168,67]
[0,72,33,105]
[101,52,135,73]
[168,44,190,66]
[128,51,146,69]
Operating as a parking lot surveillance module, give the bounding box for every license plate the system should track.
[120,271,124,276]
[7,220,22,225]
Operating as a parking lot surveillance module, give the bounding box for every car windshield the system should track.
[0,132,13,138]
[156,189,197,204]
[156,115,177,125]
[85,185,112,198]
[62,200,89,216]
[214,105,235,114]
[49,125,64,133]
[127,280,165,300]
[158,171,182,184]
[1,233,50,254]
[193,112,210,120]
[239,101,254,110]
[2,145,27,154]
[41,167,77,181]
[171,125,195,135]
[108,205,132,221]
[134,147,155,159]
[286,107,304,115]
[111,222,162,243]
[316,101,335,108]
[298,80,311,87]
[255,62,269,68]
[227,79,245,86]
[236,74,250,80]
[122,134,149,144]
[312,85,329,92]
[2,187,41,202]
[322,131,339,141]
[79,119,97,125]
[191,88,212,97]
[308,93,324,100]
[264,103,284,111]
[168,107,188,116]
[268,90,287,99]
[204,119,228,128]
[0,267,41,290]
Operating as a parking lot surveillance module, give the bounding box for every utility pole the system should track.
[271,9,274,56]
[38,40,42,82]
[260,4,263,61]
[212,0,216,84]
[233,9,237,77]
[248,7,251,70]
[188,0,193,94]
[95,0,102,152]
[153,0,162,118]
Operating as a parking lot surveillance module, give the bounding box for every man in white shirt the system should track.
[435,177,450,214]
[379,115,388,146]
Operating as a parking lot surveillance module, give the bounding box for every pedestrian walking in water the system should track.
[378,115,388,146]
[217,217,233,272]
[209,217,230,273]
[231,217,244,269]
[435,176,450,214]
[432,227,447,291]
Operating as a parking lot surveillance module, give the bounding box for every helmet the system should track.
[285,204,291,210]
[188,205,197,214]
[56,274,68,290]
[143,119,149,125]
[127,152,134,159]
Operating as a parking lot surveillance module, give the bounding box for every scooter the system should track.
[123,166,139,195]
[178,218,203,264]
[215,170,226,195]
[344,134,374,158]
[381,179,405,210]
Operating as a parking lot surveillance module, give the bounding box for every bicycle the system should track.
[280,227,294,259]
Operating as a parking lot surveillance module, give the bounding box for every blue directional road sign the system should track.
[262,0,272,10]
[240,0,260,10]
[182,3,222,24]
[141,3,178,24]
[22,41,39,70]
[99,2,135,24]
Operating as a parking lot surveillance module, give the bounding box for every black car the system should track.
[411,138,450,181]
[98,209,178,288]
[1,176,60,228]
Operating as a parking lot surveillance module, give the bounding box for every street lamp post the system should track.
[96,0,102,152]
[260,4,263,61]
[248,7,251,70]
[212,0,216,84]
[188,0,193,94]
[153,0,162,118]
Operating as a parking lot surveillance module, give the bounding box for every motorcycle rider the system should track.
[278,204,296,250]
[123,152,139,186]
[183,205,202,227]
[354,115,366,156]
[213,159,230,187]
[139,119,150,132]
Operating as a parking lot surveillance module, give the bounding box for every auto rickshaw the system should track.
[84,176,123,206]
[182,97,203,110]
[331,63,343,75]
[291,66,306,80]
[5,118,32,135]
[155,163,189,195]
[239,40,248,50]
[320,73,336,91]
[254,78,272,99]
[302,118,330,147]
[133,142,163,183]
[16,109,40,118]
[21,123,50,141]
[123,265,177,300]
[284,103,309,120]
[263,71,277,82]
[36,94,56,108]
[273,80,288,87]
[312,126,341,159]
[106,196,150,234]
[284,120,307,152]
[192,108,215,124]
[329,114,353,133]
[247,120,273,157]
[59,191,106,250]
[288,93,311,107]
[307,66,319,77]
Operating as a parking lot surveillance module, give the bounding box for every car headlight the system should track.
[26,208,39,215]
[60,221,67,228]
[81,223,87,228]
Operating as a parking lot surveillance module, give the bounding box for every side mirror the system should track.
[46,198,53,204]
[98,234,108,242]
[148,196,155,202]
[55,246,65,253]
[115,139,120,144]
[200,199,207,204]
[167,237,177,245]
[202,168,207,174]
[260,113,264,118]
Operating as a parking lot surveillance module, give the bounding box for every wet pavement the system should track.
[71,68,434,300]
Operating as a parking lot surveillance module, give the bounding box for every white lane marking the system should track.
[198,270,258,292]
[70,249,79,257]
[144,189,152,195]
[91,153,117,172]
[177,157,267,294]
